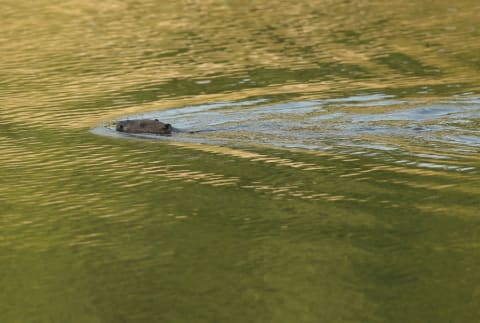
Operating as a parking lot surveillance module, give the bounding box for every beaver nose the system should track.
[165,124,172,131]
[116,123,125,131]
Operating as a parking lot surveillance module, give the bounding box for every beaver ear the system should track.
[154,119,159,122]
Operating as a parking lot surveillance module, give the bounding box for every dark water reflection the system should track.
[1,0,480,322]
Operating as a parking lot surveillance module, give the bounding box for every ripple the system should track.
[93,94,479,174]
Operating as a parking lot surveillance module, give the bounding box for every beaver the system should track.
[116,119,173,135]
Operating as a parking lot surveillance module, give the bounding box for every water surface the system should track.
[1,1,480,322]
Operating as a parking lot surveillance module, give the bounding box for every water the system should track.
[1,1,480,322]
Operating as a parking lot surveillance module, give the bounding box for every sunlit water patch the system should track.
[3,0,480,321]
[93,94,480,172]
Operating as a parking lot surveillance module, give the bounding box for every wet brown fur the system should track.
[116,119,172,135]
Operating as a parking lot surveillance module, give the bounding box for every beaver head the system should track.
[116,119,172,135]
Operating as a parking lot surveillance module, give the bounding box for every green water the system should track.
[1,1,480,322]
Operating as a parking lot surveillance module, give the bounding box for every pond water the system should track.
[1,1,480,322]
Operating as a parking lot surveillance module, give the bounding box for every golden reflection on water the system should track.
[1,1,480,322]
[1,129,475,222]
[2,0,480,131]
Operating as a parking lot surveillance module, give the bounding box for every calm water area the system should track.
[1,1,480,322]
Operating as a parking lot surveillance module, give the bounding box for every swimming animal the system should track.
[116,119,173,135]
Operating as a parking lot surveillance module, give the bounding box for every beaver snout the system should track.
[116,121,126,132]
